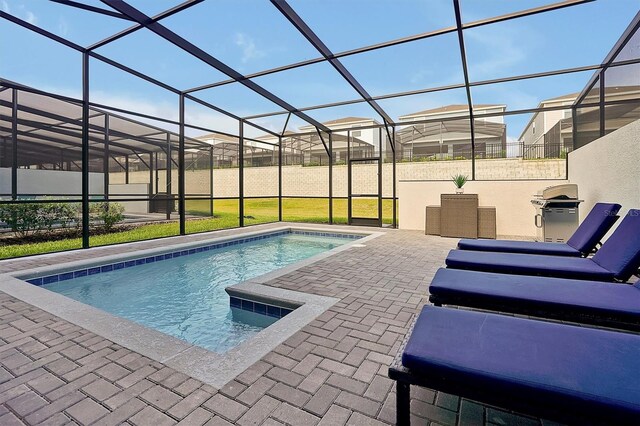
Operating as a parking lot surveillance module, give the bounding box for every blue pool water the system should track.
[39,232,353,353]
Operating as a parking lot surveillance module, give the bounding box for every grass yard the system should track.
[0,198,395,259]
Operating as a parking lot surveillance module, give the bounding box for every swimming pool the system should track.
[27,230,360,353]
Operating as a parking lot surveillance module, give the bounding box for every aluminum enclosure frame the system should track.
[0,0,638,258]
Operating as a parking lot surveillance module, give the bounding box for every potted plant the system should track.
[452,174,468,194]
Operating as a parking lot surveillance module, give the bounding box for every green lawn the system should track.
[0,198,395,259]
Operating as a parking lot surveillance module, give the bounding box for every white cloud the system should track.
[24,10,36,25]
[1,1,10,13]
[13,4,37,25]
[234,32,266,63]
[58,17,69,37]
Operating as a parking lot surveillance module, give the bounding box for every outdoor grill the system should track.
[531,184,583,243]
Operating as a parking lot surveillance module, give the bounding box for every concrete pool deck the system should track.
[0,223,547,425]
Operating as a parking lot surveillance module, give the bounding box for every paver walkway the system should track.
[0,223,549,425]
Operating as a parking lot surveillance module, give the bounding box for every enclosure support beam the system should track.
[191,0,593,96]
[103,114,110,200]
[183,94,279,138]
[154,153,159,196]
[178,94,186,235]
[599,73,606,138]
[315,129,330,157]
[378,128,383,226]
[131,151,150,169]
[453,0,476,180]
[239,121,244,227]
[328,133,333,224]
[125,156,129,184]
[391,125,397,228]
[208,147,213,217]
[11,89,17,200]
[271,0,393,125]
[281,113,291,136]
[278,136,283,222]
[347,130,351,225]
[88,1,204,50]
[102,0,330,132]
[81,52,90,249]
[164,134,173,220]
[149,152,154,197]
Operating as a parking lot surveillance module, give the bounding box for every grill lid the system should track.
[534,184,578,200]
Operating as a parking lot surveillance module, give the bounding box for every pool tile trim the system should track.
[25,229,362,287]
[229,296,294,319]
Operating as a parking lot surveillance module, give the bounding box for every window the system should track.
[532,122,536,134]
[352,130,362,137]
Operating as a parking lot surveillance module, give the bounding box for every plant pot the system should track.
[455,187,464,194]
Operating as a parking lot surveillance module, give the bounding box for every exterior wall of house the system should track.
[398,179,567,238]
[521,111,546,148]
[568,118,640,238]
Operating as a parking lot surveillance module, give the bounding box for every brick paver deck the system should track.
[0,224,548,425]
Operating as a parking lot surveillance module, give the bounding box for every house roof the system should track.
[400,104,505,118]
[299,116,379,131]
[254,130,296,141]
[196,132,238,143]
[322,116,372,125]
[542,92,580,103]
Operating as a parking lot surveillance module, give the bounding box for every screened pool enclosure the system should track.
[0,0,638,257]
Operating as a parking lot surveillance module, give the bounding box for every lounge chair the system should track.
[457,202,621,257]
[428,268,640,330]
[389,306,640,425]
[445,209,640,282]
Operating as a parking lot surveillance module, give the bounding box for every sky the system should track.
[0,0,638,139]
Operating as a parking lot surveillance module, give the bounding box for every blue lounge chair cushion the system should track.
[457,239,581,256]
[402,306,640,421]
[428,268,640,320]
[592,209,640,282]
[457,202,621,256]
[445,249,615,281]
[566,202,621,253]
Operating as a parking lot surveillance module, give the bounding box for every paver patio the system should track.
[0,223,549,425]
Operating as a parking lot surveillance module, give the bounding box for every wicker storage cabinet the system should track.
[425,206,441,235]
[478,206,497,239]
[440,194,479,238]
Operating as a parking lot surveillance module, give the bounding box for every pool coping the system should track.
[0,224,384,389]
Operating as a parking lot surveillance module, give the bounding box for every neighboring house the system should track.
[396,104,507,160]
[519,93,576,159]
[195,117,384,167]
[297,117,383,163]
[520,85,640,157]
[196,132,244,167]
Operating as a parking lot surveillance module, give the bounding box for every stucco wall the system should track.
[568,119,640,238]
[108,183,149,214]
[397,180,566,238]
[109,158,565,199]
[0,168,104,196]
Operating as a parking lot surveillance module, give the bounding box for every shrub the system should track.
[0,202,79,238]
[0,203,42,237]
[560,148,568,159]
[39,203,79,233]
[90,202,125,232]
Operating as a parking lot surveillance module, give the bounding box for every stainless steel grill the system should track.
[531,184,583,243]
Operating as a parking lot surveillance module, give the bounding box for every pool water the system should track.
[41,232,352,353]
